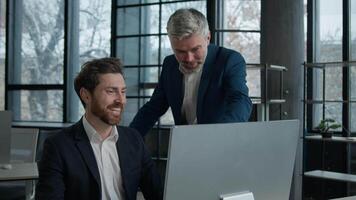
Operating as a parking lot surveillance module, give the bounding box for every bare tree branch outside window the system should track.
[14,0,110,121]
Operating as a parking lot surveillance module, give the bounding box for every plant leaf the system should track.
[324,118,335,123]
[329,124,341,129]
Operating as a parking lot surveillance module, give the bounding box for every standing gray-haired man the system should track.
[130,8,252,137]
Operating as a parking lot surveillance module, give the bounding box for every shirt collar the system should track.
[82,115,119,142]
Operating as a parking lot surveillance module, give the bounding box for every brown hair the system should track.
[74,57,124,106]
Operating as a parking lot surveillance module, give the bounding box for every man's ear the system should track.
[207,31,211,43]
[80,88,91,105]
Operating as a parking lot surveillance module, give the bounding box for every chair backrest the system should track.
[36,129,60,162]
[10,128,39,163]
[0,111,12,164]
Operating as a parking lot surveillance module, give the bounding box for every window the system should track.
[115,0,261,126]
[7,0,65,122]
[115,1,207,126]
[315,0,343,62]
[304,0,308,60]
[351,0,356,132]
[5,0,111,122]
[215,0,261,102]
[307,0,350,133]
[305,0,356,197]
[72,0,112,121]
[0,0,5,110]
[216,0,261,63]
[308,0,343,132]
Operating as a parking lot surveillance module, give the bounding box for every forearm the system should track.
[221,93,252,122]
[130,103,165,137]
[222,51,252,122]
[129,82,169,137]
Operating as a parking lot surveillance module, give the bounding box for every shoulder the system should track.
[163,54,177,63]
[117,126,148,155]
[212,45,244,63]
[161,54,180,78]
[117,126,144,146]
[44,122,81,146]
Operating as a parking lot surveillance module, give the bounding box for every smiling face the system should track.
[169,33,210,70]
[82,73,126,126]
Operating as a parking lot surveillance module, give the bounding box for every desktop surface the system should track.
[0,162,38,181]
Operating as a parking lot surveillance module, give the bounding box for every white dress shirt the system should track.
[180,64,203,124]
[83,116,125,200]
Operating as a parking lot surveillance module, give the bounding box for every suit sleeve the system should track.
[35,138,65,200]
[137,133,163,200]
[220,51,252,122]
[129,62,170,137]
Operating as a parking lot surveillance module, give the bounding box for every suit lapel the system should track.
[116,127,130,195]
[197,45,219,121]
[73,121,101,189]
[170,62,184,123]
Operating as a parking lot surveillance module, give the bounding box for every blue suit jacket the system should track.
[130,44,252,137]
[35,120,163,200]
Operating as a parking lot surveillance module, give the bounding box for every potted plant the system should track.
[316,118,341,138]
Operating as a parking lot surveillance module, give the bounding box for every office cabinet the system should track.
[303,61,356,199]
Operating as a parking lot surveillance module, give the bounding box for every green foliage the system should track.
[317,118,341,133]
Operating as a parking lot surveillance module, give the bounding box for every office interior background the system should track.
[0,0,355,199]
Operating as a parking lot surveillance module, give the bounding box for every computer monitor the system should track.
[0,111,12,165]
[164,120,299,200]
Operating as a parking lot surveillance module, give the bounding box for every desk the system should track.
[0,162,38,181]
[0,162,38,200]
[331,196,356,200]
[304,170,356,183]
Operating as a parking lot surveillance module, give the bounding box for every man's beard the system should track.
[91,99,124,125]
[179,50,207,73]
[181,61,203,70]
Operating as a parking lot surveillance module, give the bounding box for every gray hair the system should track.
[166,8,209,40]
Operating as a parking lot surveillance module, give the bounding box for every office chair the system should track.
[35,129,60,162]
[0,128,39,200]
[11,128,39,163]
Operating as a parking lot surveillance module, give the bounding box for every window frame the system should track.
[5,0,112,123]
[306,0,353,136]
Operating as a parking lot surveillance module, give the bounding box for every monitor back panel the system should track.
[164,120,299,200]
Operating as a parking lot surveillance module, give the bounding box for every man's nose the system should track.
[183,52,194,62]
[114,92,125,103]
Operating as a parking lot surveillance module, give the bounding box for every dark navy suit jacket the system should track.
[130,44,252,137]
[35,120,162,200]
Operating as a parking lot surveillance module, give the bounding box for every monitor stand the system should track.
[220,191,254,200]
